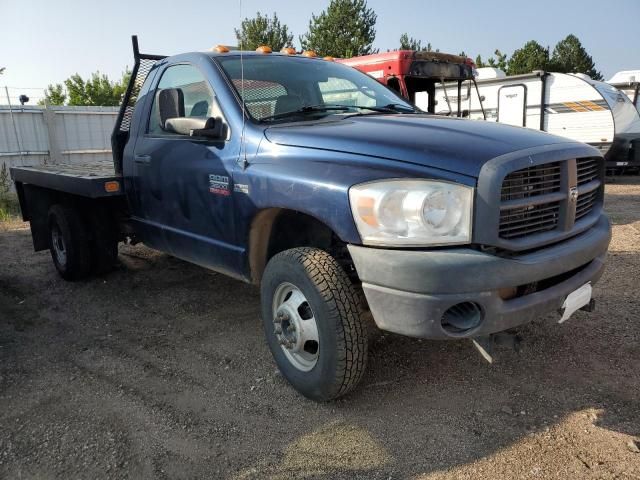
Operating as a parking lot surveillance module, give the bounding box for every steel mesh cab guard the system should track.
[111,36,166,175]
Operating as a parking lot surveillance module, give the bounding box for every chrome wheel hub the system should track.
[272,282,319,372]
[51,223,67,265]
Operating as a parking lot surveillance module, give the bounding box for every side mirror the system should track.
[164,116,224,139]
[158,88,185,126]
[191,117,224,139]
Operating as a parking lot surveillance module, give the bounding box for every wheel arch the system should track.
[247,207,357,285]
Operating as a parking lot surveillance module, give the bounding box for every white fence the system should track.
[0,105,119,182]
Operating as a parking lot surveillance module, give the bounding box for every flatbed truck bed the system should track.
[11,161,123,199]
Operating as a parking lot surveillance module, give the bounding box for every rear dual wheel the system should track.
[261,247,368,401]
[48,205,117,280]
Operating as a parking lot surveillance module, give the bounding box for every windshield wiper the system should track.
[259,104,353,122]
[349,103,418,114]
[259,103,418,122]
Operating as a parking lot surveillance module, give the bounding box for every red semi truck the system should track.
[339,50,485,118]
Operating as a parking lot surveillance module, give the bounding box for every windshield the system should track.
[216,55,416,122]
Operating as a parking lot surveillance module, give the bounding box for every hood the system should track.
[264,114,576,177]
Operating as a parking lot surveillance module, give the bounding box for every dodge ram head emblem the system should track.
[569,186,579,202]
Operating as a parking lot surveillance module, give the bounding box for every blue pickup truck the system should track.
[11,38,611,401]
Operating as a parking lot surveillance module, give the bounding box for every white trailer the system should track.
[427,68,640,169]
[608,70,639,112]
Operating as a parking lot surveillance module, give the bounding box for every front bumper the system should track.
[348,215,612,339]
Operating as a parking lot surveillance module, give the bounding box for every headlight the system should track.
[349,179,473,246]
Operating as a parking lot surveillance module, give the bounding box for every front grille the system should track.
[500,162,561,201]
[498,157,603,242]
[577,157,599,185]
[499,202,560,239]
[499,162,562,239]
[575,158,600,221]
[576,190,598,220]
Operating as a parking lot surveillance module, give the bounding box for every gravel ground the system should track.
[1,179,639,479]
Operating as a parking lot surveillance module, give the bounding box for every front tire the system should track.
[48,205,92,281]
[261,247,368,401]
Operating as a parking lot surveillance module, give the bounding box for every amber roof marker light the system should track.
[280,47,296,55]
[302,50,318,58]
[256,45,272,54]
[211,45,230,53]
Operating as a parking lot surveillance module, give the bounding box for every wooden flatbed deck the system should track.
[10,161,123,198]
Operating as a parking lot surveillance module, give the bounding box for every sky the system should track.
[1,0,639,104]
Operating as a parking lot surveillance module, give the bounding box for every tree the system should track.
[507,40,549,75]
[399,33,419,50]
[235,12,293,51]
[399,33,432,51]
[39,84,67,106]
[475,55,486,68]
[550,34,602,80]
[487,49,509,71]
[64,70,130,106]
[300,0,377,58]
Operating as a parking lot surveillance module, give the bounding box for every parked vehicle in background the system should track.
[339,50,484,117]
[608,70,640,111]
[10,38,611,401]
[433,68,640,172]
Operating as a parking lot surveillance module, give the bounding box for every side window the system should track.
[148,64,221,135]
[318,77,377,107]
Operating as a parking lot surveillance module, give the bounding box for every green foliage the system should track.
[300,0,378,57]
[39,84,67,106]
[507,40,549,75]
[0,163,19,222]
[487,49,509,71]
[473,35,601,78]
[550,34,602,80]
[0,163,9,197]
[399,33,432,52]
[63,70,131,106]
[235,12,293,51]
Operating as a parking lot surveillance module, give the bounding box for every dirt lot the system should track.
[1,179,639,480]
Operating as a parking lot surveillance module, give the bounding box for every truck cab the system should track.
[11,38,611,401]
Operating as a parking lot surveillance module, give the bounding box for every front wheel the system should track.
[261,247,368,401]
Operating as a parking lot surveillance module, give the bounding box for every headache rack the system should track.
[111,36,166,174]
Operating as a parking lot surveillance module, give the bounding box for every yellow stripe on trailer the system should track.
[580,100,606,111]
[563,102,589,112]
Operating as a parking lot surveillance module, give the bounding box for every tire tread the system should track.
[270,247,368,399]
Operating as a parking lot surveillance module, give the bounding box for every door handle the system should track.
[134,154,151,165]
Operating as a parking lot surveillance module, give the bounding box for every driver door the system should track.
[131,63,240,273]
